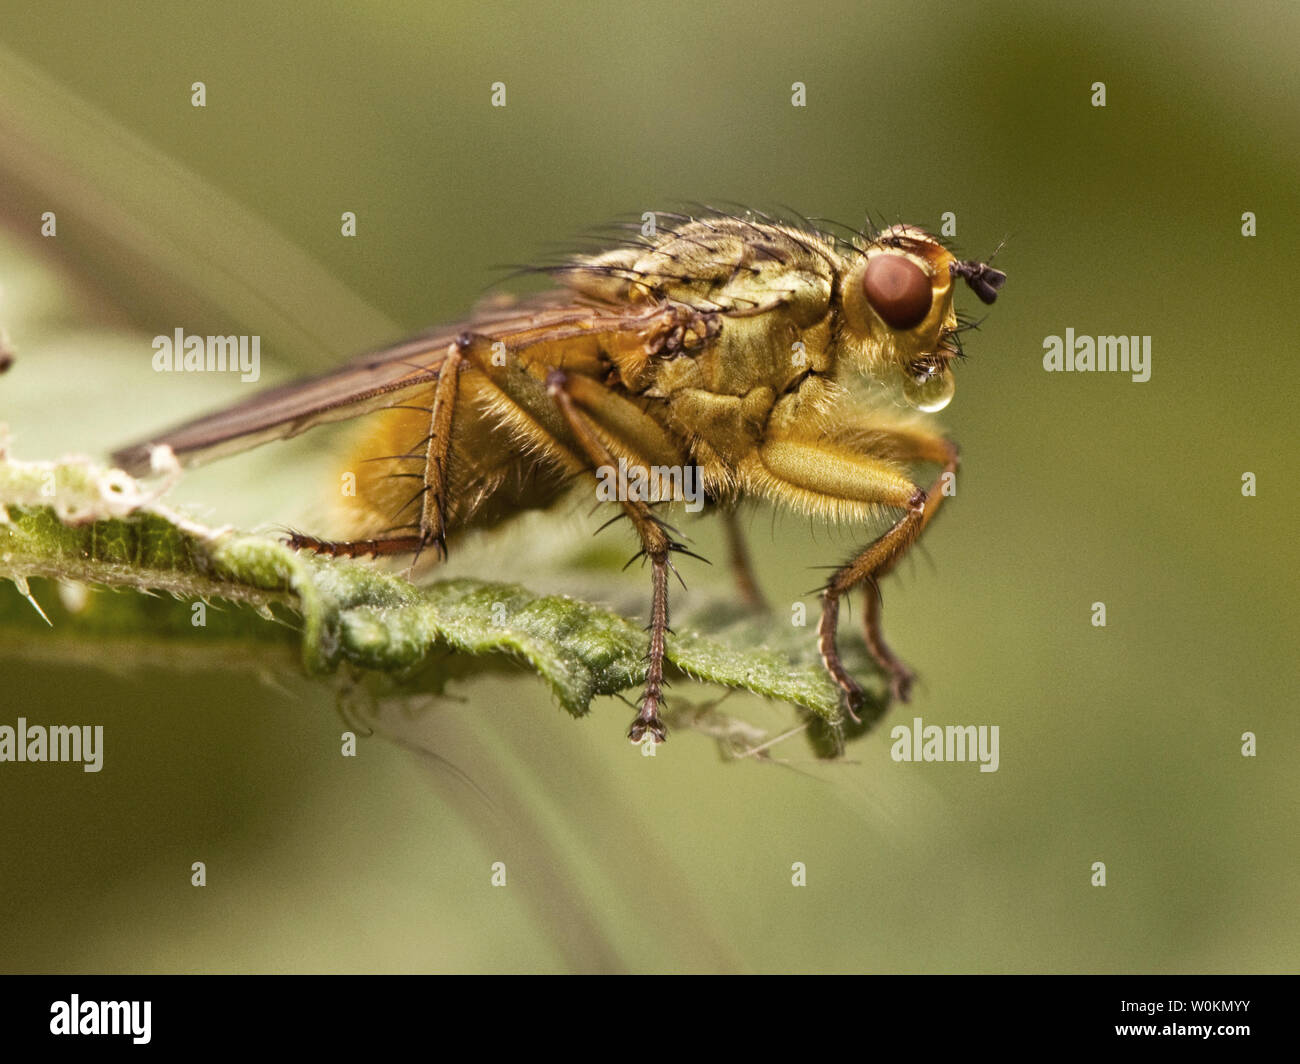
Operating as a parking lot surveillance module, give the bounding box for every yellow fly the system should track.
[114,210,1005,745]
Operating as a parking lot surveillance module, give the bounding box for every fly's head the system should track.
[838,224,1005,412]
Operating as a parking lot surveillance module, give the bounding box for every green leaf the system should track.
[0,450,886,752]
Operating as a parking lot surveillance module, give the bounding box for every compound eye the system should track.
[862,255,933,330]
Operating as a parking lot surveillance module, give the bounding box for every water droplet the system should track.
[902,366,955,412]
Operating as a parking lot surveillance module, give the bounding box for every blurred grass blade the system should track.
[0,42,397,366]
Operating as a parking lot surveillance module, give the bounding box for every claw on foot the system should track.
[889,665,916,703]
[628,699,668,745]
[837,677,867,725]
[835,659,913,727]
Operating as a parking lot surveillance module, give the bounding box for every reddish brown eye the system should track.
[862,255,932,330]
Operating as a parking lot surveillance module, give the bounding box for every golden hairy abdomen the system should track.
[334,374,571,543]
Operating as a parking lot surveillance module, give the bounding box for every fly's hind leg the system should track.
[287,333,480,561]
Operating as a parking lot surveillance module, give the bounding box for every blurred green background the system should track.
[0,0,1295,972]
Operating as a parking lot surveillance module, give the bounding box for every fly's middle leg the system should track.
[719,505,768,611]
[545,369,693,745]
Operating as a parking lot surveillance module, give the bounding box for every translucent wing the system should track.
[110,293,635,474]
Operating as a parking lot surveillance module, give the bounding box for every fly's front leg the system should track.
[820,482,926,715]
[545,369,687,745]
[753,428,956,723]
[858,432,958,703]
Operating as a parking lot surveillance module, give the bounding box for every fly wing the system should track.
[111,330,458,474]
[109,293,618,474]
